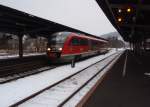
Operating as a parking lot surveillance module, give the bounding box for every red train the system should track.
[46,32,109,63]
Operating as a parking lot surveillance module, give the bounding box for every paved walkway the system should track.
[84,51,150,107]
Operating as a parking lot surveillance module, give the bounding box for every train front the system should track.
[46,32,69,63]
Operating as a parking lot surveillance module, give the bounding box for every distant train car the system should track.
[46,32,109,63]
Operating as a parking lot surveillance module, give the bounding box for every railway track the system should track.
[0,66,57,84]
[9,51,124,107]
[0,55,56,84]
[0,52,111,84]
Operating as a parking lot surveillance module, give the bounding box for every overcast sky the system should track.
[0,0,116,36]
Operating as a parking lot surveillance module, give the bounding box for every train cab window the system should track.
[71,38,80,46]
[48,32,70,45]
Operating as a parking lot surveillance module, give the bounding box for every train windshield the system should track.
[48,32,70,45]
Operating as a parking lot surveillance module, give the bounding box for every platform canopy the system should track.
[96,0,150,43]
[0,4,99,38]
[0,0,115,40]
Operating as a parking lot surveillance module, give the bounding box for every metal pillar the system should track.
[18,34,23,58]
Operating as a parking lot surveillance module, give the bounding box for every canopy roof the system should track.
[0,4,107,41]
[96,0,150,42]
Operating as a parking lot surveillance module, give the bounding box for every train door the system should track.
[70,37,81,54]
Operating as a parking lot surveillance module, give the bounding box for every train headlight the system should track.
[58,48,62,51]
[47,48,51,51]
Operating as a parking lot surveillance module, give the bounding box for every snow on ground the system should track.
[0,53,45,60]
[0,54,18,59]
[0,49,120,107]
[19,53,122,107]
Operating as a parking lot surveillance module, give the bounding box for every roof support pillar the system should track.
[18,34,23,58]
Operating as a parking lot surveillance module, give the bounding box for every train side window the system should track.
[71,38,80,46]
[80,39,88,45]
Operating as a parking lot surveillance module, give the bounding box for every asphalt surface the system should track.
[83,50,150,107]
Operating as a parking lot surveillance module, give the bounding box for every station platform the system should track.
[83,50,150,107]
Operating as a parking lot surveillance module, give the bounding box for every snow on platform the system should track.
[0,49,121,107]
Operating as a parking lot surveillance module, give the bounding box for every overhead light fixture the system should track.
[127,8,131,13]
[117,17,122,22]
[118,9,122,13]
